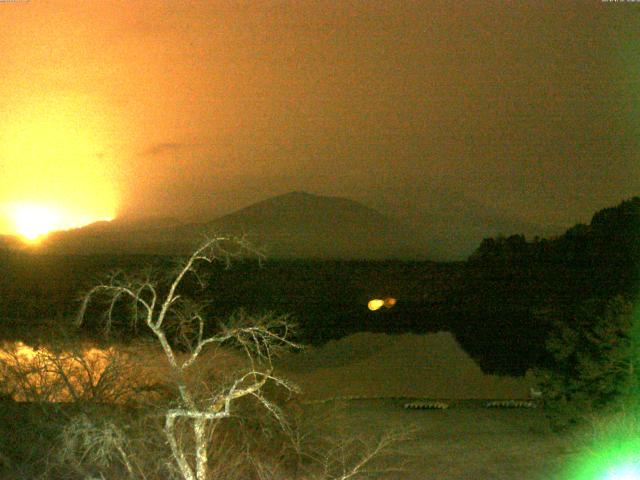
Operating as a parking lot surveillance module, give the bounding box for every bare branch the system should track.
[72,236,298,480]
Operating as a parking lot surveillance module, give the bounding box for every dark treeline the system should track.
[0,252,156,323]
[0,197,637,376]
[0,253,462,344]
[457,196,640,374]
[469,197,640,298]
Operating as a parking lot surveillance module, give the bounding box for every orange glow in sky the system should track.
[0,95,119,239]
[0,0,635,249]
[9,203,63,241]
[6,202,113,242]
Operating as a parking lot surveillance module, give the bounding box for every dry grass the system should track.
[304,399,576,480]
[0,370,584,480]
[0,330,582,479]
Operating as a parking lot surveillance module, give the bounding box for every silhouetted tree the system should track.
[535,295,638,430]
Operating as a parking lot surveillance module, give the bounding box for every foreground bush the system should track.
[536,295,639,430]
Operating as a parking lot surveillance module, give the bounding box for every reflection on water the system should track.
[0,340,246,403]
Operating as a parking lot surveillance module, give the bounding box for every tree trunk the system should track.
[165,415,196,480]
[194,418,208,480]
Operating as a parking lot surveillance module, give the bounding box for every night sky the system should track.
[0,1,638,250]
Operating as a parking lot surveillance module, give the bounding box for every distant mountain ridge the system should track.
[470,196,640,263]
[71,215,183,234]
[201,191,427,259]
[213,191,384,227]
[32,191,432,259]
[9,193,639,263]
[468,196,640,297]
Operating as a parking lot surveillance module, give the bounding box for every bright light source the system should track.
[564,436,640,480]
[604,463,640,480]
[0,95,119,237]
[368,297,397,311]
[6,202,113,242]
[368,299,385,311]
[10,203,62,241]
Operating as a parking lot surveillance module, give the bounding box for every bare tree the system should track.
[0,340,134,404]
[76,236,300,480]
[70,236,413,480]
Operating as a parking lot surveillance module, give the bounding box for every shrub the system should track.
[535,295,638,430]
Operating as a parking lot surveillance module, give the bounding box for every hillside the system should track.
[200,191,428,259]
[33,192,431,259]
[468,196,640,297]
[36,215,191,255]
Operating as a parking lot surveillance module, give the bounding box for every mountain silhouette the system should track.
[34,191,430,259]
[199,191,428,259]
